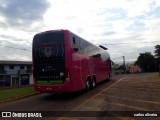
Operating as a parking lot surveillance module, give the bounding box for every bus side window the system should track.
[73,37,76,44]
[79,38,82,51]
[72,36,79,52]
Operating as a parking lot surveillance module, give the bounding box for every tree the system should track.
[154,45,160,73]
[135,52,155,72]
[154,45,160,58]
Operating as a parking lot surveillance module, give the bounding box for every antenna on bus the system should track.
[99,45,108,50]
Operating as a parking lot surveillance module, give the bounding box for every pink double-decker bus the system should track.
[32,29,111,93]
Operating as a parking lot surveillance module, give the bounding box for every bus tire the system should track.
[86,80,91,91]
[92,77,96,88]
[107,73,110,81]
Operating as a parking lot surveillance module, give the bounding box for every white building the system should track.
[0,61,33,87]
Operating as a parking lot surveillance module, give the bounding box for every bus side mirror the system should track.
[74,48,78,52]
[97,54,101,58]
[92,54,101,58]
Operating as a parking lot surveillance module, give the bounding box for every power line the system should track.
[112,56,123,60]
[0,44,31,52]
[100,41,160,46]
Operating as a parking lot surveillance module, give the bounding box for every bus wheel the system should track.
[92,77,96,88]
[107,74,110,81]
[86,80,91,91]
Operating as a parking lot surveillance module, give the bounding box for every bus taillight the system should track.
[64,69,70,82]
[34,78,38,84]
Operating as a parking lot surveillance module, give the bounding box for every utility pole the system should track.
[123,56,126,74]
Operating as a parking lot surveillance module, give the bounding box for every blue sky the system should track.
[0,0,160,63]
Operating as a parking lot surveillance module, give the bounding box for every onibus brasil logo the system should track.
[1,112,42,118]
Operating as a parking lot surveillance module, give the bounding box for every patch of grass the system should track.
[0,87,39,101]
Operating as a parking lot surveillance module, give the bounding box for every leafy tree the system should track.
[135,52,155,72]
[154,45,160,58]
[154,45,160,72]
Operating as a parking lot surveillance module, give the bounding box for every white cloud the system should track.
[0,0,160,63]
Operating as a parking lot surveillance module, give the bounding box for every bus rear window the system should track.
[33,31,64,59]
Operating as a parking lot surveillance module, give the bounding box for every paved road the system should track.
[0,73,160,120]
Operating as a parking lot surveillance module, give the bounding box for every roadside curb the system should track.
[0,92,41,104]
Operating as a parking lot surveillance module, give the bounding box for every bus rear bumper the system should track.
[34,83,73,94]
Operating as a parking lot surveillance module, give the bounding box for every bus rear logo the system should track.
[43,47,53,58]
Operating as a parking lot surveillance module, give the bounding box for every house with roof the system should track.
[0,61,33,87]
[128,64,142,73]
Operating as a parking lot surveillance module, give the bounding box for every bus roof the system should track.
[35,29,109,51]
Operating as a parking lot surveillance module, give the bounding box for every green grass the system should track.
[0,87,39,101]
